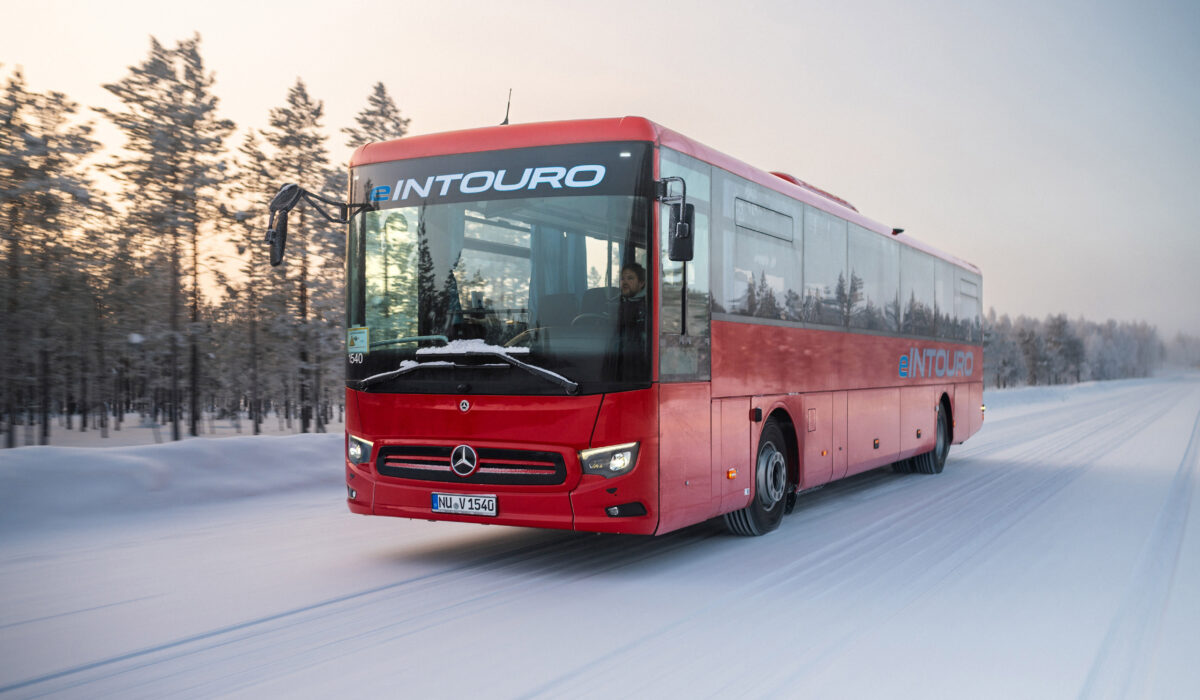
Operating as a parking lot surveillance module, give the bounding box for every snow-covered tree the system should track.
[342,82,411,149]
[1,68,99,446]
[97,35,234,440]
[262,79,341,433]
[983,310,1025,388]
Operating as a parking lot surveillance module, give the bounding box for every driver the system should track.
[619,262,648,345]
[620,262,646,303]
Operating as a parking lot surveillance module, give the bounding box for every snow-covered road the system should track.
[2,375,1199,698]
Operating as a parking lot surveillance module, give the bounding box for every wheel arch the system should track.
[939,392,954,444]
[765,408,800,490]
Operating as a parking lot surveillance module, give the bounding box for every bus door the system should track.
[657,149,714,531]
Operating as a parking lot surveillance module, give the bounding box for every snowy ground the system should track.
[4,411,344,449]
[1,374,1198,698]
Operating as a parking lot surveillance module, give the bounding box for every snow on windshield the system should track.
[415,339,530,356]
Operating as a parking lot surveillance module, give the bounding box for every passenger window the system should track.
[802,206,848,326]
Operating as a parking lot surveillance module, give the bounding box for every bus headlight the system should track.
[580,442,639,478]
[347,434,373,465]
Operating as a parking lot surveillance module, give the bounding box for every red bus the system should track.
[332,117,982,536]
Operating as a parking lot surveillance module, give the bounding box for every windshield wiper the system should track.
[349,343,580,395]
[454,348,580,395]
[349,359,451,391]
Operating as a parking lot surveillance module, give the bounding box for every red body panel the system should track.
[709,319,982,484]
[713,397,753,513]
[354,391,601,449]
[802,393,835,487]
[900,385,938,457]
[571,388,660,534]
[346,388,662,535]
[657,383,714,534]
[847,388,901,475]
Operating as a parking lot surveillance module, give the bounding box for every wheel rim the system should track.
[757,441,788,511]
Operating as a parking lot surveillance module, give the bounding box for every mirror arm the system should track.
[265,183,373,266]
[656,176,687,207]
[657,176,694,332]
[297,188,372,225]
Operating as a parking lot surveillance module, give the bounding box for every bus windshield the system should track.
[346,193,651,395]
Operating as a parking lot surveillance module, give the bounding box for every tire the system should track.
[724,421,790,536]
[912,403,950,474]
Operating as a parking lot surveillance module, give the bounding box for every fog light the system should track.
[605,502,647,518]
[347,486,357,500]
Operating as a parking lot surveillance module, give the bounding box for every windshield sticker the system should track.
[347,327,369,354]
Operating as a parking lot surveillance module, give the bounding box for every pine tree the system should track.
[983,310,1025,388]
[225,129,279,434]
[1,68,98,447]
[342,82,411,149]
[755,270,780,319]
[98,35,233,440]
[262,79,339,433]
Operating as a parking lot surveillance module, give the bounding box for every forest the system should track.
[3,36,1197,448]
[2,36,409,447]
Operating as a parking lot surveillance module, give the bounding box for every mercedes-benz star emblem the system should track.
[450,444,479,477]
[459,399,470,413]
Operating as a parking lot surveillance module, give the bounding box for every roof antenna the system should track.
[500,88,512,125]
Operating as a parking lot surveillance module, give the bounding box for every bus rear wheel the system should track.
[912,405,950,474]
[724,421,789,536]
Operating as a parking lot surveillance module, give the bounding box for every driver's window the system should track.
[659,148,712,381]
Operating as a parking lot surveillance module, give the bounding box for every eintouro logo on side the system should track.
[369,164,607,203]
[899,347,974,378]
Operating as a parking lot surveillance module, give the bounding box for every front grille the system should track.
[376,445,567,485]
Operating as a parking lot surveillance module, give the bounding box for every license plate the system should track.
[432,493,497,517]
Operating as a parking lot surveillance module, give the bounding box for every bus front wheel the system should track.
[724,421,789,536]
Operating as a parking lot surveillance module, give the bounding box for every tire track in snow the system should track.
[744,383,1195,697]
[958,381,1156,459]
[1078,394,1200,700]
[0,524,725,697]
[0,531,592,695]
[524,383,1191,698]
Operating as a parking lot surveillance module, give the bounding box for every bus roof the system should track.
[350,116,980,274]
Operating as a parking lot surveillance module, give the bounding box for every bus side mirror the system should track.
[267,210,288,266]
[266,183,302,267]
[668,202,695,262]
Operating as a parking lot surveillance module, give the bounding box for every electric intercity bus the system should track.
[268,116,983,536]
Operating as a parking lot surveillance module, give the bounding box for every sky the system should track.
[3,0,1199,336]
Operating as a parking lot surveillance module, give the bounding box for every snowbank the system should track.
[0,433,342,530]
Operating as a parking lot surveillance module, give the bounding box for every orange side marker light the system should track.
[727,468,738,480]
